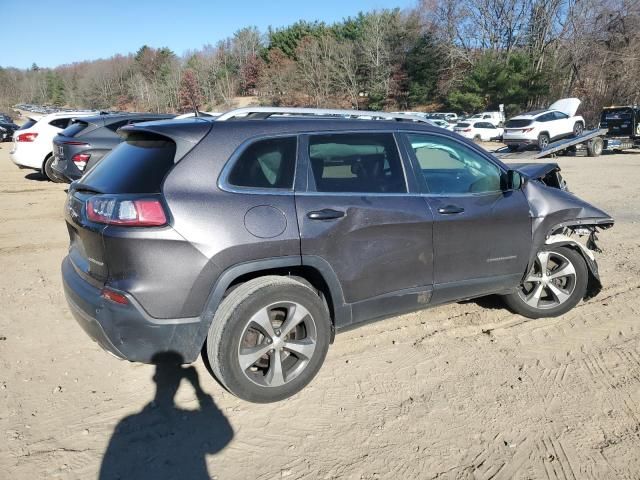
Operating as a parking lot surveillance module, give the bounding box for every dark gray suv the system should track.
[51,113,174,182]
[61,111,613,402]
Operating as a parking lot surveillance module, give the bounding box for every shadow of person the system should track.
[99,352,233,480]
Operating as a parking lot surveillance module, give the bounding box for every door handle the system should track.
[307,209,345,220]
[438,205,465,215]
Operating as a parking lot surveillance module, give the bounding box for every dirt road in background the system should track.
[1,144,640,479]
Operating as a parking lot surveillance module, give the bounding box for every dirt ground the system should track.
[1,142,640,480]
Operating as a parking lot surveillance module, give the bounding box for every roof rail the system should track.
[214,107,434,125]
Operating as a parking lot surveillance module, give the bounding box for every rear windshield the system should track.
[456,122,470,128]
[79,132,176,194]
[17,119,37,130]
[61,121,89,137]
[601,109,633,121]
[506,119,533,128]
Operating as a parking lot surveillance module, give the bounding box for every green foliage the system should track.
[46,71,65,106]
[266,21,328,59]
[446,52,550,114]
[405,34,443,106]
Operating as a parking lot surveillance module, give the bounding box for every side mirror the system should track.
[506,169,524,190]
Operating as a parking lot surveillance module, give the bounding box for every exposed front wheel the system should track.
[573,122,584,137]
[206,276,331,403]
[502,246,588,319]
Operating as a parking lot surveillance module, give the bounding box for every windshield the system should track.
[506,119,533,128]
[17,119,37,130]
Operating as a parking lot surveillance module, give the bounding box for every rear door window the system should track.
[308,133,406,193]
[79,132,176,193]
[227,137,297,189]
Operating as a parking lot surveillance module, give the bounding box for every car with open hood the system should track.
[502,98,585,150]
[61,107,613,403]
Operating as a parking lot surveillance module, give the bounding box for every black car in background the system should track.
[0,121,19,141]
[599,106,640,150]
[51,113,174,182]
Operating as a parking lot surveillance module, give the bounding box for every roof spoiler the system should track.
[214,107,434,124]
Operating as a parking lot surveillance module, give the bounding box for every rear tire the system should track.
[537,133,550,150]
[502,246,588,319]
[206,276,331,403]
[587,137,604,157]
[473,134,481,142]
[42,154,63,183]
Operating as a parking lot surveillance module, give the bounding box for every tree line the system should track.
[0,0,638,125]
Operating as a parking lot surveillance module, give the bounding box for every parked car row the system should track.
[9,111,175,181]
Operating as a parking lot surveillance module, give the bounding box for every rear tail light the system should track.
[462,128,471,132]
[101,288,129,305]
[72,153,91,171]
[61,141,89,146]
[17,132,38,142]
[522,128,534,133]
[86,196,167,226]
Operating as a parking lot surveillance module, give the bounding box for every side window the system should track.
[227,137,297,189]
[406,134,502,194]
[538,113,553,122]
[308,133,406,193]
[49,118,70,129]
[553,111,568,120]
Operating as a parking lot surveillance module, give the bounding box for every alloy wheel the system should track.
[518,251,577,309]
[237,301,317,387]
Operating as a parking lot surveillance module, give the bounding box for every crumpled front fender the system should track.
[545,235,602,300]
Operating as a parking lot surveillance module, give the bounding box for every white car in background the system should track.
[454,120,504,141]
[10,111,96,181]
[467,111,505,127]
[502,98,585,150]
[430,119,455,131]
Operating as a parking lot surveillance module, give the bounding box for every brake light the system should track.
[462,128,471,132]
[86,196,167,226]
[62,141,89,146]
[101,288,129,305]
[17,132,38,142]
[72,153,91,170]
[522,128,534,133]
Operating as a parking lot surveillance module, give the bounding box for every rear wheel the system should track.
[206,276,331,403]
[502,246,588,319]
[587,137,604,157]
[42,154,63,183]
[473,134,481,142]
[537,133,550,150]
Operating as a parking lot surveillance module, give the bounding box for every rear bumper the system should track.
[51,157,78,183]
[10,147,42,170]
[503,137,537,145]
[62,256,204,363]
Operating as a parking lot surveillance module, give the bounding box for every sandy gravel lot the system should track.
[1,142,639,480]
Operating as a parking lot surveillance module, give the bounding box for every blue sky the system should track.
[3,0,416,69]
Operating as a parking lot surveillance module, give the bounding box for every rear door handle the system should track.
[307,209,345,220]
[437,205,465,215]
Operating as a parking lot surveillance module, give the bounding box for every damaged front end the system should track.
[509,162,614,300]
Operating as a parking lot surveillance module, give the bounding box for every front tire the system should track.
[502,246,588,319]
[206,276,331,403]
[573,122,584,137]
